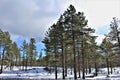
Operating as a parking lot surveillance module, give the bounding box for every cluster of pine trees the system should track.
[0,5,120,79]
[0,29,42,73]
[42,5,120,79]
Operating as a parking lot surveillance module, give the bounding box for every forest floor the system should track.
[0,66,120,80]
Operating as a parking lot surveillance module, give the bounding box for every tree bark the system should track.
[62,42,65,79]
[65,47,67,77]
[72,31,77,79]
[78,49,81,78]
[81,35,85,79]
[94,61,98,76]
[0,49,5,74]
[54,45,57,80]
[106,58,110,75]
[88,65,91,74]
[25,58,28,71]
[109,57,113,74]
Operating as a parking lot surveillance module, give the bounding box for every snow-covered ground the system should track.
[0,66,120,80]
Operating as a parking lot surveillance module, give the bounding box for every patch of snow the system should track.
[0,66,120,79]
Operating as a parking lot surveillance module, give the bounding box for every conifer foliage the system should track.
[43,5,96,79]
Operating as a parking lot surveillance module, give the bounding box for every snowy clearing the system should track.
[0,66,120,80]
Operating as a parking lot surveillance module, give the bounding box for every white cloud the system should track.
[0,0,64,41]
[0,0,120,44]
[68,0,119,30]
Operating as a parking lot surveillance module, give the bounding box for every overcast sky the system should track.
[0,0,120,45]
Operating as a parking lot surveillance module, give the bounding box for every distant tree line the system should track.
[0,29,41,72]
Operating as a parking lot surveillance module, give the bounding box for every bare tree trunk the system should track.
[25,58,28,71]
[72,31,77,79]
[15,56,18,66]
[81,36,85,79]
[62,42,65,79]
[0,49,5,74]
[88,65,91,74]
[78,49,81,78]
[117,30,120,48]
[109,57,112,74]
[55,63,57,80]
[85,55,88,75]
[65,47,67,76]
[106,58,110,75]
[22,54,25,70]
[88,55,91,74]
[94,61,98,76]
[109,58,113,74]
[54,45,57,80]
[10,54,13,70]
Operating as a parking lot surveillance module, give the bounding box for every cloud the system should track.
[0,0,66,41]
[73,0,120,30]
[0,0,120,44]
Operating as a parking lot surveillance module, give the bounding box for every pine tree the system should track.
[4,32,13,70]
[101,37,114,75]
[43,5,96,79]
[21,40,29,70]
[0,29,6,73]
[12,42,21,67]
[29,38,36,66]
[108,17,120,48]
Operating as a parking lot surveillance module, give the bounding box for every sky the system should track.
[0,0,120,53]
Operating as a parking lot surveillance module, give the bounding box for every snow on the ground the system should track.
[0,66,120,80]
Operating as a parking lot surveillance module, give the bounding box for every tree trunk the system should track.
[10,54,13,70]
[0,49,5,74]
[65,47,67,76]
[109,59,113,74]
[22,54,25,70]
[94,61,98,76]
[85,58,88,75]
[78,49,81,78]
[82,51,85,79]
[82,36,85,79]
[54,45,57,80]
[88,56,91,74]
[88,65,91,74]
[25,58,28,71]
[62,42,65,79]
[72,30,77,79]
[55,63,57,80]
[106,58,110,75]
[110,64,113,74]
[15,56,18,66]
